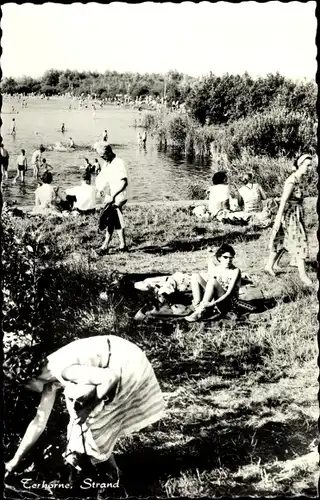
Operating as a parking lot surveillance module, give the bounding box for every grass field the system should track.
[3,197,318,498]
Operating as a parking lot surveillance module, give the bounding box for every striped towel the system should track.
[61,335,164,463]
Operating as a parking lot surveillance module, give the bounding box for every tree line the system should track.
[1,69,316,125]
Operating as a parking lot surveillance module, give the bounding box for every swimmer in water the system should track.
[102,129,108,142]
[61,123,65,133]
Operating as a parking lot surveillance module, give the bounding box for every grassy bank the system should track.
[3,198,318,498]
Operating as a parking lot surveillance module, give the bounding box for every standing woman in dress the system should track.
[264,154,314,286]
[4,335,164,479]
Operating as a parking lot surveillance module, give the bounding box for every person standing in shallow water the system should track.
[13,149,28,183]
[11,118,16,135]
[264,154,314,286]
[0,144,10,180]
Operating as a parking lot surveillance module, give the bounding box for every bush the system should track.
[186,182,208,200]
[212,107,317,161]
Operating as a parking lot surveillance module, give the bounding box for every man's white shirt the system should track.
[95,157,128,204]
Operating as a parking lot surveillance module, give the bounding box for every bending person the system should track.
[264,154,314,286]
[95,144,129,254]
[4,335,164,479]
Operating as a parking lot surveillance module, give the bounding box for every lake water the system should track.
[1,98,212,206]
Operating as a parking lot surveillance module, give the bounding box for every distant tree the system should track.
[1,77,18,94]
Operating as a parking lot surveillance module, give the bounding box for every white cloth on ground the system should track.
[66,182,97,210]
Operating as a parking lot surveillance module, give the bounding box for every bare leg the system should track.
[116,228,126,249]
[190,273,207,307]
[297,257,312,286]
[115,203,127,249]
[107,453,121,478]
[201,278,225,305]
[273,248,286,271]
[12,170,19,184]
[186,278,225,322]
[101,228,113,250]
[264,251,281,276]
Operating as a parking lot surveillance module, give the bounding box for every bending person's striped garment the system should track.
[46,335,165,463]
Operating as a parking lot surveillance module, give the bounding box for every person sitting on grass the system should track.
[32,171,60,215]
[185,243,244,322]
[65,171,97,214]
[208,171,230,218]
[237,172,266,213]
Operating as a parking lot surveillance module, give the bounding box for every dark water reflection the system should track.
[1,98,212,205]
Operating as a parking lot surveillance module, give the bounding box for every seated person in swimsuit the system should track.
[186,243,241,322]
[237,172,266,213]
[208,171,230,217]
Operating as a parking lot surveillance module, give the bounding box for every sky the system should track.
[1,2,317,80]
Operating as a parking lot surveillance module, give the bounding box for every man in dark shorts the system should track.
[0,144,10,180]
[95,144,128,255]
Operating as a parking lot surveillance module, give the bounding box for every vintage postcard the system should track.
[1,2,318,499]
